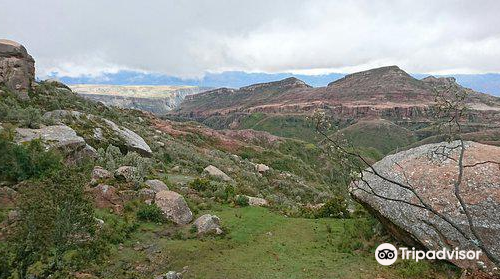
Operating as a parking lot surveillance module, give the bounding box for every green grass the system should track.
[90,206,458,279]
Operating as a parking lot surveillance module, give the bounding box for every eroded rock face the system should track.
[203,165,231,182]
[154,190,193,225]
[350,141,500,271]
[193,214,223,235]
[0,39,35,99]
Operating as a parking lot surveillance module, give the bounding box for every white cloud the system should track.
[1,0,500,78]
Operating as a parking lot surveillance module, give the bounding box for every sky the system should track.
[1,0,500,79]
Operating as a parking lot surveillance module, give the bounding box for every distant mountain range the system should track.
[171,66,500,148]
[50,70,500,96]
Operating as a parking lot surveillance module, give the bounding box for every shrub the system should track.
[0,138,61,183]
[189,178,211,192]
[137,204,164,223]
[316,195,350,218]
[3,167,99,278]
[235,195,249,207]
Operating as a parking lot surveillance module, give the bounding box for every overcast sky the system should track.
[1,0,500,78]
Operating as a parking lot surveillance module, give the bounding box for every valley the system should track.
[1,40,499,279]
[71,85,210,115]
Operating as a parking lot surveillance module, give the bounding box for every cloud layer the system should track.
[1,0,500,78]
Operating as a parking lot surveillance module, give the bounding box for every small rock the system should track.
[91,166,113,185]
[193,214,223,235]
[145,179,169,192]
[255,163,270,173]
[171,166,181,172]
[246,196,269,207]
[114,166,138,182]
[203,165,231,182]
[138,188,156,200]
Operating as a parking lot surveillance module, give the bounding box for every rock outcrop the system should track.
[0,39,35,99]
[350,141,500,271]
[43,110,152,156]
[154,190,193,225]
[14,124,98,164]
[203,165,231,182]
[193,214,223,235]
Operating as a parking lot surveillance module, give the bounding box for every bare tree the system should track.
[312,83,500,268]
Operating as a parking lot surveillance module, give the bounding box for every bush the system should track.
[316,195,350,218]
[136,204,164,223]
[0,138,62,183]
[235,195,249,207]
[3,167,99,278]
[189,178,211,192]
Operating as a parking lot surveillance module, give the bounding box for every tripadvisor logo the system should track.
[375,243,482,266]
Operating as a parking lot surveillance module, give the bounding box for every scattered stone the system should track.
[171,166,181,172]
[193,214,223,235]
[255,163,270,173]
[0,39,35,100]
[0,187,17,207]
[91,166,113,185]
[350,141,500,271]
[246,196,269,207]
[145,179,169,192]
[154,190,193,225]
[114,166,138,182]
[7,210,20,223]
[89,184,122,213]
[138,188,156,200]
[203,165,231,181]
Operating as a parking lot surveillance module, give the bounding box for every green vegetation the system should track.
[87,206,458,279]
[334,119,416,155]
[0,137,61,183]
[238,113,323,142]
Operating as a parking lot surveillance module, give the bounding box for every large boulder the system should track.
[350,141,500,271]
[154,190,193,225]
[193,214,223,235]
[0,39,35,100]
[203,165,231,182]
[43,110,152,157]
[102,118,152,157]
[14,124,97,163]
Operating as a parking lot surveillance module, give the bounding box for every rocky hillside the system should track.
[175,66,500,119]
[71,84,210,115]
[171,66,500,154]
